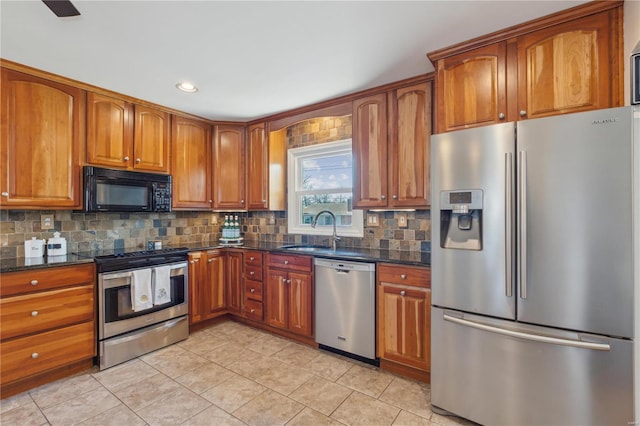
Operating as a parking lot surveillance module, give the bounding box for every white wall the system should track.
[624,0,640,105]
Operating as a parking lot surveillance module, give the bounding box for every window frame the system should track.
[287,139,364,237]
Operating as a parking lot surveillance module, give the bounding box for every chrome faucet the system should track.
[311,210,340,251]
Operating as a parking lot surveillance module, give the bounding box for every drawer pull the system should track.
[400,290,406,296]
[1,192,8,197]
[250,309,255,313]
[31,311,39,317]
[250,288,255,293]
[31,280,39,286]
[284,260,289,265]
[250,257,255,261]
[400,274,407,280]
[123,156,130,161]
[135,158,141,164]
[208,259,214,263]
[249,271,255,276]
[31,352,39,359]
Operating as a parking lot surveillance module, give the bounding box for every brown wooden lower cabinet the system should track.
[0,263,96,397]
[225,251,243,314]
[265,253,313,338]
[243,250,264,321]
[188,250,226,324]
[377,263,431,377]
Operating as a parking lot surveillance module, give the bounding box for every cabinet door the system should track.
[0,69,84,209]
[265,269,288,329]
[133,105,170,173]
[435,42,508,133]
[205,251,226,319]
[516,11,621,120]
[86,92,133,169]
[288,271,313,337]
[352,93,388,208]
[247,123,268,210]
[378,284,430,371]
[213,125,246,209]
[389,82,432,208]
[171,116,212,209]
[225,251,243,314]
[188,252,204,324]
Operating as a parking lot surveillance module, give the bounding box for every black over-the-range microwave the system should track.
[83,166,172,213]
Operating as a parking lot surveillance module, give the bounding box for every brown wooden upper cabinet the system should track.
[86,94,170,173]
[0,69,85,209]
[213,124,246,210]
[429,2,623,134]
[171,116,213,210]
[353,81,432,209]
[247,123,286,211]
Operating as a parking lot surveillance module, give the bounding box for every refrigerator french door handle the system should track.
[518,150,528,299]
[505,153,513,297]
[443,314,611,351]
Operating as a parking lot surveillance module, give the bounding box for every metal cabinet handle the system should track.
[392,195,398,199]
[208,200,213,203]
[135,158,141,164]
[498,112,505,120]
[208,259,213,263]
[400,274,406,280]
[123,156,130,161]
[31,311,38,317]
[31,353,39,359]
[250,288,255,293]
[249,271,255,276]
[249,257,255,261]
[520,110,527,117]
[381,195,386,200]
[240,199,244,204]
[250,309,255,313]
[400,290,406,296]
[31,280,38,286]
[1,192,8,197]
[284,260,289,265]
[287,279,291,284]
[262,199,267,203]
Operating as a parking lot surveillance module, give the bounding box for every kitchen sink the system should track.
[278,244,333,253]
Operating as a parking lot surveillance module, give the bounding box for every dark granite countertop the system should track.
[1,241,430,273]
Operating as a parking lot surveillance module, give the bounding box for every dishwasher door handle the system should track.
[335,269,350,274]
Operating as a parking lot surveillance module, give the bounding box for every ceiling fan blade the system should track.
[42,0,80,17]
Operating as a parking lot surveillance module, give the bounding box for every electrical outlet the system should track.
[211,214,218,225]
[367,213,379,227]
[397,213,408,228]
[268,214,275,225]
[41,214,54,230]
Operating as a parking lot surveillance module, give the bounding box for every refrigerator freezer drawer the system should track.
[431,307,634,426]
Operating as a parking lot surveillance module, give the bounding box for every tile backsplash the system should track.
[0,209,430,258]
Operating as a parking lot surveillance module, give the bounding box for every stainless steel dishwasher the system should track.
[314,258,376,362]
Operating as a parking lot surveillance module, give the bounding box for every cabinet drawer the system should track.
[267,253,312,272]
[245,299,263,321]
[245,265,262,282]
[378,263,431,288]
[0,264,95,297]
[244,279,263,301]
[0,285,95,340]
[244,251,263,267]
[0,321,95,385]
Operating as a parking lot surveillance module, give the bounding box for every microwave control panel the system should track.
[153,183,172,212]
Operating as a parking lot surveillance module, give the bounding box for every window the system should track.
[287,139,363,237]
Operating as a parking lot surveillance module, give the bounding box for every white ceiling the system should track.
[1,0,587,121]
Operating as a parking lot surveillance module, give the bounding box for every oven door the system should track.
[98,262,188,340]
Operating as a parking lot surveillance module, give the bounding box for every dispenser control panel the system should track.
[440,189,483,214]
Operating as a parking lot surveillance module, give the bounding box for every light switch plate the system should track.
[397,213,408,228]
[367,213,379,227]
[41,214,54,230]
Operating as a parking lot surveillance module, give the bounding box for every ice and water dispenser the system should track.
[439,189,483,250]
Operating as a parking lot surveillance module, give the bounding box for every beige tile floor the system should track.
[0,321,472,426]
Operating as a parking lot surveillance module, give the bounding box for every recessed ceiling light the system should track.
[175,81,198,93]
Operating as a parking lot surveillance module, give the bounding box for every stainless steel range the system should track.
[89,247,189,370]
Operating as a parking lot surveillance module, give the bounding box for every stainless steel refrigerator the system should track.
[430,106,639,426]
